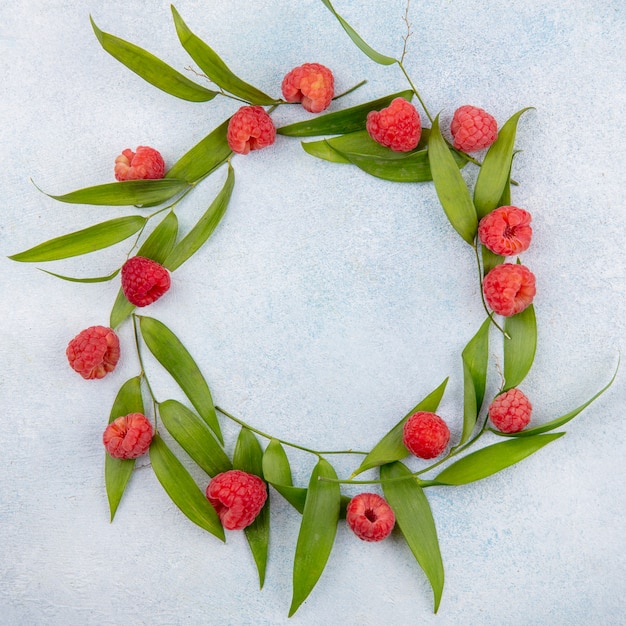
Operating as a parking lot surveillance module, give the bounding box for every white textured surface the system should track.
[1,1,625,624]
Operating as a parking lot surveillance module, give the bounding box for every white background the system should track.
[1,1,625,624]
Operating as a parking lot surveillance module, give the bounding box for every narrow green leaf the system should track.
[234,428,269,588]
[481,246,503,276]
[459,317,491,445]
[474,108,533,219]
[171,6,278,105]
[150,434,225,541]
[352,378,448,477]
[319,0,396,65]
[90,16,218,102]
[381,462,444,613]
[262,439,307,513]
[302,139,350,163]
[105,376,144,521]
[139,316,223,443]
[159,400,231,477]
[289,458,340,617]
[39,267,120,283]
[278,90,414,137]
[9,216,146,263]
[435,433,564,485]
[503,304,537,390]
[164,164,235,271]
[428,114,478,244]
[110,290,135,329]
[166,120,232,183]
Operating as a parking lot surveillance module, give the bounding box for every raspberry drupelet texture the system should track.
[450,105,498,152]
[281,63,335,113]
[488,388,532,433]
[227,106,276,155]
[206,470,267,530]
[103,413,153,459]
[66,325,120,380]
[121,256,171,307]
[366,97,421,152]
[346,493,395,542]
[478,206,533,256]
[114,146,165,181]
[483,263,536,316]
[403,411,450,459]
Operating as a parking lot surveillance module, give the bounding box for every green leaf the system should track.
[289,458,340,617]
[9,216,146,263]
[105,376,144,521]
[481,246,503,276]
[319,0,396,65]
[110,290,135,330]
[164,163,235,271]
[166,120,232,183]
[474,108,533,219]
[459,317,491,445]
[302,139,350,163]
[234,428,269,588]
[149,434,225,541]
[139,316,222,443]
[262,439,307,513]
[171,6,278,105]
[90,16,218,102]
[435,433,564,485]
[159,399,231,477]
[381,462,444,613]
[503,304,537,390]
[39,267,120,283]
[277,90,414,137]
[352,378,448,477]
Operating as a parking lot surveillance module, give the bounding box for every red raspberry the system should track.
[478,206,533,256]
[488,388,532,433]
[450,105,498,152]
[66,325,120,380]
[346,493,395,542]
[227,106,276,155]
[483,263,536,316]
[114,146,165,181]
[366,97,421,152]
[103,413,153,459]
[403,411,450,459]
[281,63,335,113]
[121,256,171,307]
[206,470,267,530]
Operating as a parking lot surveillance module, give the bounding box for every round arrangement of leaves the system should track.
[10,2,617,617]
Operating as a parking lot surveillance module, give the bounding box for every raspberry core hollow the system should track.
[478,206,533,256]
[346,493,395,542]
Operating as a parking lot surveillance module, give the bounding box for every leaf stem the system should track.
[333,79,367,101]
[132,314,160,427]
[396,59,433,124]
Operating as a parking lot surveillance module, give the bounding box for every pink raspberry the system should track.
[66,325,120,380]
[281,63,335,113]
[450,105,498,152]
[227,106,276,155]
[483,263,536,316]
[488,388,532,433]
[346,493,395,542]
[366,97,421,152]
[206,470,267,530]
[478,206,533,256]
[121,256,171,307]
[114,146,165,181]
[103,413,153,459]
[403,411,450,459]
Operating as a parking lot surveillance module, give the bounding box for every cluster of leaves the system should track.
[10,1,618,617]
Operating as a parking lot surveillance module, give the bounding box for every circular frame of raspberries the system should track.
[10,3,617,619]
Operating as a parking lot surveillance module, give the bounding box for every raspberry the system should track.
[114,146,165,181]
[366,97,421,152]
[281,63,335,113]
[227,106,276,155]
[121,256,171,307]
[478,206,533,256]
[206,470,267,530]
[346,493,395,542]
[103,413,153,459]
[403,411,450,459]
[450,105,498,152]
[488,388,532,433]
[66,325,120,380]
[483,263,536,316]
